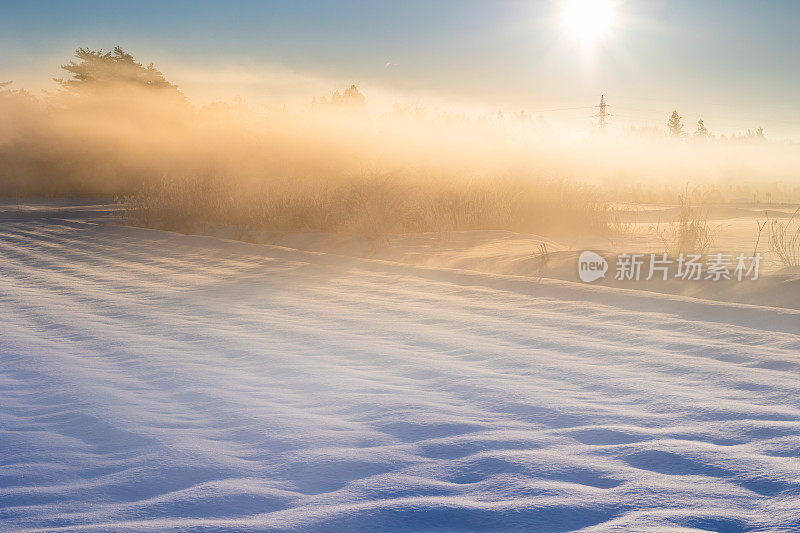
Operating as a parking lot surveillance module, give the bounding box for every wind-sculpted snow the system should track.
[2,218,800,532]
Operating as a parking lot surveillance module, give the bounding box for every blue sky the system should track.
[2,0,800,136]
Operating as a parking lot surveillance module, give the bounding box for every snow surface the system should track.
[2,213,800,531]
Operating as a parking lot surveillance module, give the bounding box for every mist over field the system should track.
[2,47,800,238]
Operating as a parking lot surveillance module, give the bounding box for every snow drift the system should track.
[1,209,800,531]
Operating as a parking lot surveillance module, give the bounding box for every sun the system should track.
[562,0,616,45]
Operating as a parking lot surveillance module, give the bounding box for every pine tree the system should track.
[317,85,366,114]
[668,110,684,137]
[54,47,182,97]
[330,85,366,109]
[694,119,709,139]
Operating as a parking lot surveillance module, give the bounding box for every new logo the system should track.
[578,251,608,283]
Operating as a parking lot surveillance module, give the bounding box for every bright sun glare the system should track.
[562,0,615,45]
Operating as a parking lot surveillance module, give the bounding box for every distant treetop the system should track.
[54,47,183,97]
[332,85,366,108]
[312,84,366,113]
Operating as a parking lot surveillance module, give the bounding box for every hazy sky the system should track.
[2,0,800,137]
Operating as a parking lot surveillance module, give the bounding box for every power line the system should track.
[526,105,596,114]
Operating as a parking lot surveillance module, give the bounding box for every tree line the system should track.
[668,110,765,141]
[0,47,774,141]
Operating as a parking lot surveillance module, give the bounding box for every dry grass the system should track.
[768,209,800,267]
[124,175,610,239]
[653,190,712,256]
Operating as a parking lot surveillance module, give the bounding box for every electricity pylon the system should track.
[595,94,611,132]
